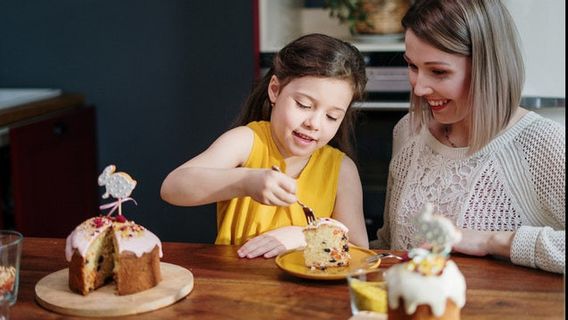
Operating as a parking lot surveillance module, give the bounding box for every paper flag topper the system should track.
[414,203,462,255]
[98,165,137,199]
[97,164,137,217]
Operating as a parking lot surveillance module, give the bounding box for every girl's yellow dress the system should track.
[215,121,345,245]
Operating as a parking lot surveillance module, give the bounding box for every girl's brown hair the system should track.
[233,33,367,160]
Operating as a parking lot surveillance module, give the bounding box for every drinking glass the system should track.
[0,231,23,320]
[347,268,388,316]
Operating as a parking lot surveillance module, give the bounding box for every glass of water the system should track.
[0,230,23,320]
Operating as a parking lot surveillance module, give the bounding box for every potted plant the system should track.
[324,0,410,35]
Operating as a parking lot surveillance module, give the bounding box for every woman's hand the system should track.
[237,226,306,259]
[244,168,298,206]
[453,229,514,258]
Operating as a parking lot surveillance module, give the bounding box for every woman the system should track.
[374,0,565,273]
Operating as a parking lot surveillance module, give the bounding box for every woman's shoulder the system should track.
[393,113,411,133]
[391,113,416,156]
[513,112,565,143]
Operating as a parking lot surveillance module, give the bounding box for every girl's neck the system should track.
[284,157,311,179]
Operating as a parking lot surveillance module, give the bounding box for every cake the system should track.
[65,164,162,296]
[65,215,163,295]
[385,250,466,319]
[303,218,351,270]
[385,203,466,320]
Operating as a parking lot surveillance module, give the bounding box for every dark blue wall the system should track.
[0,1,255,243]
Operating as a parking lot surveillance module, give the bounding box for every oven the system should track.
[354,51,410,241]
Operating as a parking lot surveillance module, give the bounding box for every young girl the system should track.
[375,0,565,273]
[161,33,369,258]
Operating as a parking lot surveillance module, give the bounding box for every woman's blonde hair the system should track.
[402,0,524,153]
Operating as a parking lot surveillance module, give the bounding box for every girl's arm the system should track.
[332,156,369,249]
[160,126,297,207]
[238,155,369,258]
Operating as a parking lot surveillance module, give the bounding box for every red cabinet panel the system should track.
[10,106,98,237]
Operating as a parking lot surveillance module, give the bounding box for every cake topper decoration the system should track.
[414,203,462,256]
[405,203,462,276]
[98,165,137,216]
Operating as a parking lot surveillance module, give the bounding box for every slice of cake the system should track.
[112,218,162,295]
[385,203,466,320]
[65,215,163,295]
[303,218,350,270]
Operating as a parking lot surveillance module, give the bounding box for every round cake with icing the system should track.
[385,203,467,319]
[65,215,163,295]
[385,258,466,320]
[303,217,350,270]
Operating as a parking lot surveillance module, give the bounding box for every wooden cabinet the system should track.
[3,95,98,237]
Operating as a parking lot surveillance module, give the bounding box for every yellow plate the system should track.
[275,246,380,280]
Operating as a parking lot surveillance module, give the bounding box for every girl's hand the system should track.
[237,226,306,259]
[245,168,297,206]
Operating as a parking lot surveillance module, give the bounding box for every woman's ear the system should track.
[267,75,280,105]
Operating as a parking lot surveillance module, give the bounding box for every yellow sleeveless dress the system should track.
[215,121,345,245]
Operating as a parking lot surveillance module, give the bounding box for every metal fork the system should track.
[364,253,404,265]
[271,165,317,225]
[298,200,317,225]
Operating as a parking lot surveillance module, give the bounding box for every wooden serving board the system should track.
[35,262,193,317]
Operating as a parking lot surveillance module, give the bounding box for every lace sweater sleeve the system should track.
[373,114,411,249]
[510,119,565,273]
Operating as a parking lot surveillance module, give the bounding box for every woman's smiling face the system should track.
[404,29,472,126]
[268,75,353,158]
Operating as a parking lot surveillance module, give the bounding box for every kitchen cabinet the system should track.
[1,94,98,237]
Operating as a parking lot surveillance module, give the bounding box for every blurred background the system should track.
[0,0,564,244]
[0,1,255,243]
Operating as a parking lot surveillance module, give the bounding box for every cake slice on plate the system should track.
[303,217,351,270]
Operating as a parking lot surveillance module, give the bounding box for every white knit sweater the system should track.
[374,112,565,274]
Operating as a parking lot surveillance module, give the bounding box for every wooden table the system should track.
[12,238,564,319]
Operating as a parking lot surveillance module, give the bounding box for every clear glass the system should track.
[0,230,23,320]
[347,268,388,316]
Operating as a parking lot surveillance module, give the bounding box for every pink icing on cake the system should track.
[65,216,163,262]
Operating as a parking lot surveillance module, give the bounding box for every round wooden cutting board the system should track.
[35,262,193,317]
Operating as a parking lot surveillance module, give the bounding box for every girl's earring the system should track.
[270,102,275,107]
